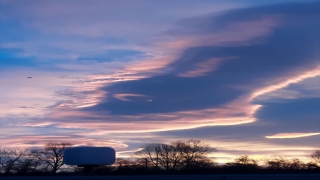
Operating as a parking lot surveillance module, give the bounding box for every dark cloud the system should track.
[18,106,34,109]
[83,2,319,116]
[89,75,241,115]
[170,2,320,35]
[255,98,320,128]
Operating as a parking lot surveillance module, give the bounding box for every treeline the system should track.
[0,139,319,176]
[0,142,72,175]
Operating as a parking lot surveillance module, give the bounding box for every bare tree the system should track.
[157,143,182,170]
[35,142,72,174]
[135,143,162,169]
[264,156,290,169]
[288,158,305,170]
[0,148,27,175]
[115,158,133,170]
[177,139,215,169]
[226,155,258,168]
[14,149,43,174]
[16,158,41,174]
[135,143,182,170]
[311,150,320,165]
[134,157,151,169]
[135,139,215,170]
[234,155,258,165]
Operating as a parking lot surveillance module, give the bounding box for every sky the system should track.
[0,0,319,163]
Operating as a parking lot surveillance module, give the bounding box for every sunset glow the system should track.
[0,0,319,164]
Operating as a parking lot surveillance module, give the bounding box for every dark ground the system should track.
[2,174,320,180]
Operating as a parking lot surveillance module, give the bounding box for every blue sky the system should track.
[0,0,319,163]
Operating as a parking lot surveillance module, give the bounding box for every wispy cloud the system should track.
[113,94,148,102]
[251,67,320,101]
[178,57,236,77]
[0,135,128,150]
[1,1,319,163]
[266,133,320,139]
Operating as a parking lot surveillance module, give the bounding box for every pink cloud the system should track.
[251,65,320,101]
[266,132,320,139]
[178,57,237,77]
[0,135,128,150]
[39,64,320,136]
[160,15,283,49]
[114,94,148,101]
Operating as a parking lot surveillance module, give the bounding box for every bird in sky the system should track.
[27,77,32,79]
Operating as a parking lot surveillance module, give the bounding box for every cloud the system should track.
[251,68,320,101]
[0,68,80,117]
[1,1,319,164]
[1,0,239,37]
[266,133,320,139]
[178,57,236,77]
[0,0,239,65]
[14,2,315,137]
[113,94,148,102]
[253,76,320,103]
[164,14,283,48]
[78,2,319,117]
[0,135,128,150]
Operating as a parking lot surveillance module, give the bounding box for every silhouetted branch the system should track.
[0,148,27,175]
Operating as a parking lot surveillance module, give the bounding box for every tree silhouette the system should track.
[0,148,27,175]
[264,156,291,169]
[288,158,305,170]
[135,139,215,171]
[311,150,320,165]
[34,142,72,174]
[12,149,43,174]
[15,155,41,174]
[115,158,133,170]
[1,141,319,175]
[135,143,162,169]
[226,155,258,168]
[177,139,215,170]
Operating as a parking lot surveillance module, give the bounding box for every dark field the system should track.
[2,174,320,180]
